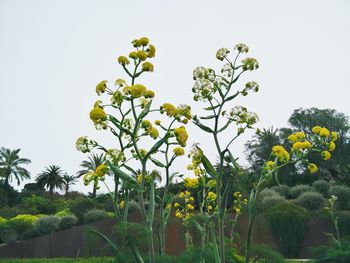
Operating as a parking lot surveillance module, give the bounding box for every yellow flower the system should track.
[117,56,130,66]
[161,103,177,117]
[319,127,330,137]
[207,191,217,201]
[173,147,185,156]
[292,141,312,151]
[144,90,155,98]
[96,80,107,95]
[174,126,188,147]
[115,78,127,87]
[235,208,241,214]
[111,91,123,105]
[175,211,182,218]
[147,44,156,58]
[176,104,192,120]
[142,62,154,72]
[233,192,241,198]
[136,174,142,184]
[122,86,131,95]
[142,120,153,132]
[312,126,322,134]
[138,37,149,46]
[308,163,318,174]
[186,204,195,211]
[184,177,199,188]
[129,51,138,59]
[272,145,290,163]
[328,141,336,152]
[264,161,276,171]
[174,202,180,208]
[189,197,194,202]
[206,179,216,189]
[179,192,185,198]
[119,200,125,209]
[208,205,213,211]
[155,120,161,126]
[137,51,148,61]
[140,98,150,108]
[331,132,338,142]
[130,84,147,98]
[90,107,107,125]
[149,127,159,139]
[322,151,331,160]
[288,134,298,143]
[95,164,109,177]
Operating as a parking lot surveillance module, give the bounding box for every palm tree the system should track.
[62,174,78,196]
[36,165,65,196]
[77,153,106,198]
[0,147,31,187]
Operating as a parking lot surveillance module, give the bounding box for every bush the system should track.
[35,215,61,235]
[0,227,18,244]
[271,185,290,198]
[312,239,350,262]
[60,215,78,230]
[266,201,308,257]
[55,208,72,217]
[83,209,108,223]
[21,195,56,214]
[297,191,325,211]
[9,214,37,233]
[0,206,23,219]
[257,189,285,211]
[329,185,350,210]
[70,197,96,223]
[336,211,350,237]
[313,180,330,197]
[250,244,284,263]
[289,184,315,199]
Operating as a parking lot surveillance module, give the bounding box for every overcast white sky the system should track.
[1,0,349,194]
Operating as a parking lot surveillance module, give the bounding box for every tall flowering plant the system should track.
[76,37,191,263]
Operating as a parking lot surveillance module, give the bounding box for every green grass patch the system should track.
[0,258,114,263]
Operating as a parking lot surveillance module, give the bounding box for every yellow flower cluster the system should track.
[119,200,125,209]
[322,150,331,160]
[117,56,130,66]
[96,80,108,95]
[89,105,108,130]
[123,84,155,99]
[207,191,217,201]
[184,177,199,188]
[308,163,318,174]
[232,192,248,215]
[187,147,204,176]
[142,62,154,72]
[288,132,306,143]
[272,145,290,163]
[160,103,192,123]
[292,141,312,151]
[111,90,123,105]
[206,179,216,189]
[174,191,195,221]
[264,160,276,171]
[76,136,97,153]
[83,164,108,188]
[312,126,330,138]
[173,147,185,156]
[174,126,188,147]
[141,120,159,139]
[161,103,177,117]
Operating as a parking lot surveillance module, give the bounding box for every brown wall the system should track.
[0,211,332,259]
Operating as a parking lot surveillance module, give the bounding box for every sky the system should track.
[0,0,349,194]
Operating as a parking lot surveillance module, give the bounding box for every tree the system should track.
[77,153,106,198]
[62,174,78,196]
[36,165,65,196]
[0,147,31,187]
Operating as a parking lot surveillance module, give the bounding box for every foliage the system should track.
[271,185,290,198]
[69,197,96,223]
[312,180,330,197]
[329,185,350,210]
[266,201,308,257]
[83,209,108,223]
[297,191,325,211]
[36,165,66,195]
[20,195,56,214]
[60,215,78,230]
[312,239,350,263]
[249,244,284,263]
[0,206,23,219]
[35,215,61,235]
[289,184,315,199]
[55,208,72,217]
[0,258,115,263]
[336,211,350,237]
[257,189,285,211]
[0,147,31,187]
[9,214,37,234]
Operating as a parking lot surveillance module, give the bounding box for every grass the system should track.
[0,258,114,263]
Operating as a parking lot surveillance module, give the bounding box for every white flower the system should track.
[193,66,209,80]
[234,43,249,53]
[221,63,233,77]
[245,81,259,92]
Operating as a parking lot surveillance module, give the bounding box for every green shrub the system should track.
[271,185,290,198]
[297,191,325,211]
[0,226,18,244]
[312,239,350,262]
[258,189,285,211]
[289,184,315,199]
[35,215,61,235]
[336,211,350,237]
[70,197,95,223]
[329,185,350,210]
[55,208,72,217]
[60,215,78,230]
[21,195,56,214]
[266,201,308,257]
[250,244,284,263]
[313,180,330,197]
[21,228,39,240]
[0,206,23,219]
[9,214,38,233]
[83,209,108,223]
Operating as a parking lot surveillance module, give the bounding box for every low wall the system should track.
[0,211,332,258]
